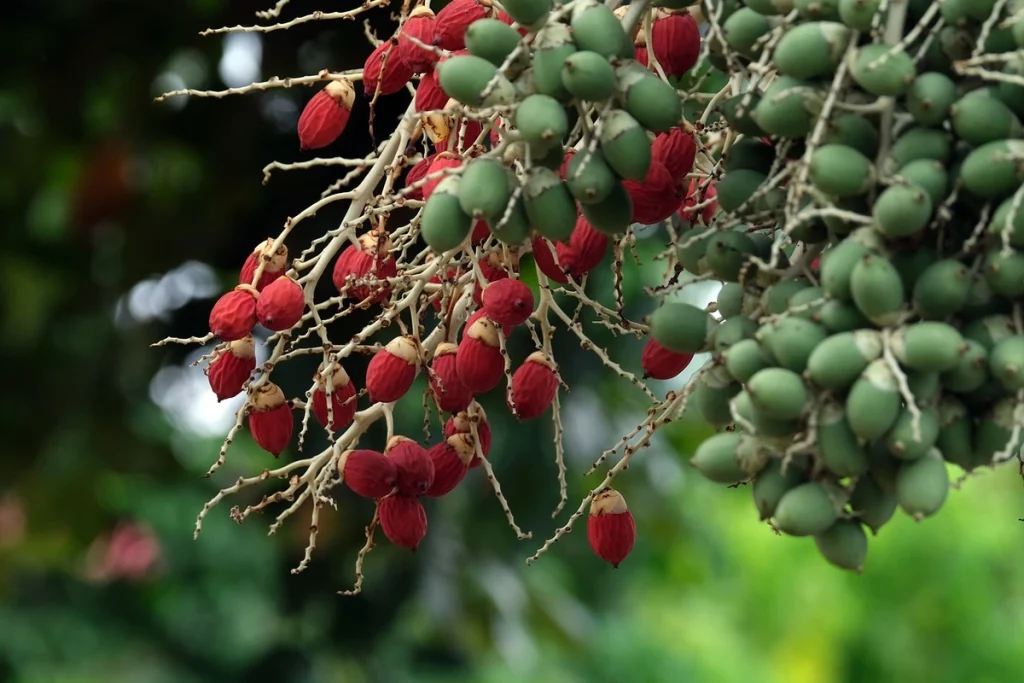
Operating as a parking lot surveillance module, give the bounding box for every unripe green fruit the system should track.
[940,339,989,393]
[809,144,875,197]
[866,441,900,494]
[579,180,633,234]
[973,397,1020,467]
[773,21,851,79]
[561,51,616,102]
[890,248,937,293]
[420,176,473,252]
[988,195,1024,247]
[884,408,940,461]
[891,322,967,373]
[759,317,827,373]
[459,159,513,221]
[716,170,771,214]
[719,93,767,137]
[712,315,758,353]
[988,336,1024,391]
[514,94,568,148]
[752,459,806,520]
[732,390,801,437]
[795,0,840,19]
[744,0,795,14]
[723,8,773,58]
[951,90,1024,147]
[775,483,838,537]
[436,55,517,107]
[599,110,652,181]
[747,368,807,420]
[907,371,942,406]
[887,127,953,172]
[814,520,868,573]
[488,196,531,245]
[762,279,811,315]
[690,431,747,484]
[677,226,715,276]
[532,24,576,101]
[648,303,713,354]
[570,0,630,60]
[615,65,683,133]
[465,18,523,67]
[846,359,902,441]
[960,140,1024,199]
[693,365,742,426]
[895,451,949,520]
[523,168,577,242]
[906,72,958,127]
[850,254,905,326]
[499,0,552,29]
[806,330,882,390]
[820,230,878,300]
[566,151,617,204]
[984,248,1024,298]
[848,43,915,96]
[724,338,772,383]
[723,138,776,175]
[873,184,933,239]
[936,396,975,470]
[817,400,868,477]
[964,314,1016,351]
[706,230,756,281]
[825,114,880,159]
[895,160,949,207]
[752,76,822,138]
[787,286,827,319]
[849,474,897,534]
[838,0,880,31]
[913,259,970,319]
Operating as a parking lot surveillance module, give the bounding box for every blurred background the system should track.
[3,1,1024,682]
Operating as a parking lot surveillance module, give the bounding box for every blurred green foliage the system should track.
[2,1,1024,682]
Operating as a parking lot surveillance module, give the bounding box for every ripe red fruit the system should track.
[207,336,256,401]
[297,79,356,150]
[456,314,505,393]
[428,342,475,414]
[239,238,288,291]
[560,216,609,279]
[311,362,358,431]
[635,45,649,67]
[341,449,397,498]
[424,439,474,496]
[679,179,718,226]
[531,236,570,284]
[509,352,558,420]
[404,153,435,201]
[641,339,694,380]
[433,0,492,50]
[415,69,449,113]
[247,382,293,456]
[651,11,701,78]
[255,276,304,332]
[209,286,258,341]
[385,436,435,496]
[397,6,439,73]
[444,406,491,467]
[474,247,515,306]
[482,278,534,327]
[423,153,462,200]
[366,336,420,404]
[587,488,636,568]
[379,494,428,550]
[332,230,397,304]
[623,161,687,225]
[652,128,697,183]
[363,40,415,96]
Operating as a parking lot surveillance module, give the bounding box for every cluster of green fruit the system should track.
[649,0,1024,573]
[420,0,685,252]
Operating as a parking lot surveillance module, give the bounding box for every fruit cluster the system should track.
[644,0,1024,572]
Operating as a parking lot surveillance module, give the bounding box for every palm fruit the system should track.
[712,315,758,353]
[814,520,868,573]
[562,51,616,102]
[959,140,1024,198]
[795,0,840,18]
[499,0,552,30]
[911,259,969,319]
[872,184,933,238]
[752,459,806,520]
[724,338,772,383]
[988,196,1024,247]
[744,0,795,14]
[984,248,1024,298]
[599,110,652,181]
[964,314,1015,351]
[747,368,807,421]
[891,322,967,372]
[895,450,949,520]
[809,144,875,197]
[773,22,851,79]
[719,92,767,137]
[951,90,1023,147]
[488,195,532,245]
[648,302,713,354]
[752,76,822,138]
[614,63,683,132]
[421,176,474,252]
[532,23,577,101]
[825,113,880,159]
[940,339,989,393]
[883,407,940,461]
[733,390,801,438]
[806,330,883,390]
[566,151,617,204]
[849,474,897,534]
[715,282,756,318]
[838,0,880,31]
[723,138,776,175]
[905,72,957,126]
[850,254,905,326]
[716,171,772,214]
[514,94,568,151]
[848,43,915,96]
[705,230,755,281]
[579,181,634,234]
[886,127,953,173]
[758,317,827,373]
[436,54,518,107]
[973,397,1020,467]
[846,359,902,441]
[587,488,636,568]
[762,279,811,315]
[988,336,1024,391]
[642,339,693,380]
[774,483,838,537]
[820,232,877,301]
[895,160,949,207]
[817,400,869,477]
[464,18,523,67]
[571,0,631,59]
[522,168,577,242]
[722,8,773,58]
[693,364,741,425]
[690,431,748,484]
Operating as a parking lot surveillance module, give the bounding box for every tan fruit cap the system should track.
[467,316,501,347]
[255,238,288,271]
[228,335,256,358]
[252,382,286,410]
[385,435,415,453]
[446,433,477,464]
[613,5,642,40]
[422,113,451,144]
[433,342,459,358]
[410,5,435,18]
[358,229,394,254]
[316,361,351,388]
[590,488,628,516]
[386,335,421,364]
[325,78,356,109]
[525,351,555,368]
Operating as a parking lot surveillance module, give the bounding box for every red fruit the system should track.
[385,435,435,496]
[473,247,514,305]
[623,162,686,225]
[423,153,462,200]
[471,220,490,245]
[810,256,821,272]
[207,336,256,401]
[427,264,465,314]
[560,216,608,278]
[433,0,492,50]
[404,153,435,201]
[509,352,558,420]
[587,488,636,568]
[239,238,288,291]
[398,6,439,73]
[297,79,356,150]
[443,406,491,467]
[311,362,358,431]
[678,179,717,226]
[482,278,534,327]
[424,440,473,496]
[342,448,397,498]
[651,12,701,78]
[379,494,428,549]
[366,336,420,404]
[435,106,484,153]
[456,315,504,393]
[255,276,304,332]
[428,342,475,414]
[558,149,575,180]
[363,40,415,96]
[209,286,258,341]
[636,45,649,66]
[332,230,397,304]
[641,339,693,380]
[531,236,570,284]
[415,70,449,113]
[247,382,293,456]
[652,128,697,182]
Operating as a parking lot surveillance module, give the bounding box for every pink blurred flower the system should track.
[0,493,26,549]
[84,520,162,584]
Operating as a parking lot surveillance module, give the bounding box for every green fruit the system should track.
[809,144,875,197]
[886,127,953,172]
[838,0,880,31]
[752,76,823,138]
[907,371,942,405]
[951,90,1024,147]
[723,138,777,174]
[437,55,518,107]
[706,230,756,281]
[762,279,811,315]
[820,230,878,300]
[693,365,742,425]
[936,396,975,469]
[719,93,767,137]
[939,0,973,25]
[825,114,880,159]
[895,451,949,520]
[748,368,807,420]
[732,390,801,437]
[459,159,513,221]
[690,432,747,483]
[752,459,806,520]
[773,21,852,79]
[565,151,617,204]
[961,274,1010,321]
[724,338,772,383]
[499,0,552,29]
[849,475,897,534]
[717,282,757,318]
[872,183,933,238]
[787,286,827,318]
[846,359,902,440]
[561,51,616,101]
[723,8,773,57]
[532,24,576,101]
[959,140,1024,199]
[775,483,839,537]
[815,299,871,332]
[848,43,915,96]
[884,408,940,461]
[712,315,758,353]
[989,335,1024,391]
[895,160,949,207]
[745,0,796,14]
[465,18,523,67]
[420,176,473,252]
[814,520,868,572]
[796,0,840,19]
[905,72,958,127]
[974,397,1020,467]
[940,339,989,393]
[817,400,869,477]
[912,259,969,319]
[616,66,683,132]
[964,314,1016,351]
[717,170,770,214]
[866,441,900,493]
[599,110,651,181]
[677,226,714,275]
[570,0,630,59]
[806,330,883,390]
[890,247,937,293]
[514,94,569,148]
[850,254,905,326]
[891,322,966,372]
[579,181,633,234]
[523,168,577,242]
[988,195,1024,247]
[759,317,828,373]
[649,303,713,354]
[984,248,1024,298]
[488,195,532,245]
